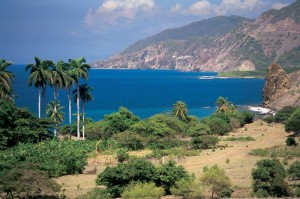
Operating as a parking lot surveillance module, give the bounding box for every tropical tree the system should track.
[173,101,188,121]
[46,100,65,136]
[73,83,93,140]
[0,59,14,101]
[68,58,90,140]
[26,57,54,118]
[215,97,235,114]
[50,60,67,135]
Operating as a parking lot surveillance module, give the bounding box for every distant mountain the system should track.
[92,0,300,71]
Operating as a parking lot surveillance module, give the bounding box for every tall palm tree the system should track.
[47,100,65,136]
[26,57,54,118]
[73,83,93,140]
[68,58,90,140]
[0,59,14,101]
[173,101,188,121]
[50,60,67,136]
[216,97,235,114]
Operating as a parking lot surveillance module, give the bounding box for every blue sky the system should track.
[0,0,296,64]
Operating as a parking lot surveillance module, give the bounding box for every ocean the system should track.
[11,65,265,122]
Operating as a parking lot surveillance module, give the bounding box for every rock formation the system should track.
[263,63,300,110]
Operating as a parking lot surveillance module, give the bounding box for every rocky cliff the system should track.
[92,0,300,72]
[263,63,300,110]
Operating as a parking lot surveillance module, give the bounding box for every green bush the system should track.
[116,148,129,163]
[76,188,112,199]
[154,161,189,194]
[285,107,300,135]
[275,106,297,123]
[0,140,95,178]
[255,188,269,198]
[220,188,233,198]
[147,136,182,150]
[223,136,255,142]
[96,158,156,197]
[288,161,300,180]
[113,131,145,150]
[122,182,164,199]
[239,111,255,124]
[207,118,231,135]
[170,177,203,199]
[296,187,300,197]
[249,146,300,158]
[0,163,61,198]
[263,116,275,123]
[187,123,211,137]
[286,137,297,146]
[191,135,219,149]
[252,159,289,197]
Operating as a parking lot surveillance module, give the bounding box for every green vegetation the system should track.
[76,188,112,199]
[285,107,300,135]
[122,182,165,199]
[286,137,297,146]
[275,106,298,123]
[288,161,300,180]
[0,59,14,102]
[223,136,255,142]
[249,145,300,158]
[252,159,289,197]
[218,70,266,78]
[200,165,231,198]
[171,177,203,199]
[173,101,188,121]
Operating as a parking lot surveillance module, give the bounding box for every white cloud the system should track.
[170,3,183,13]
[271,2,289,10]
[85,0,155,26]
[215,0,265,15]
[188,0,213,16]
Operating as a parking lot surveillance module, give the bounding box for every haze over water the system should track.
[12,65,265,121]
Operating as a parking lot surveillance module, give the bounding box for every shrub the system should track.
[220,188,233,198]
[96,158,156,197]
[275,106,297,123]
[155,161,189,194]
[240,111,255,124]
[200,165,231,198]
[171,177,203,199]
[252,159,289,197]
[187,123,211,137]
[230,117,241,129]
[255,188,269,198]
[116,148,129,163]
[263,116,275,123]
[285,107,300,135]
[224,136,255,142]
[288,161,300,180]
[0,163,61,198]
[191,135,219,149]
[286,137,297,146]
[147,136,182,150]
[113,131,145,150]
[122,182,164,199]
[207,118,231,135]
[76,188,112,199]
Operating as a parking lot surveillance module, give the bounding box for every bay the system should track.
[11,65,265,122]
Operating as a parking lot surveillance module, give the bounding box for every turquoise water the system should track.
[11,65,265,121]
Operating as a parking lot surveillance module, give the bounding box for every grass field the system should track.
[55,120,298,198]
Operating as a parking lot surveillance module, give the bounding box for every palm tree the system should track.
[47,100,65,136]
[173,101,188,121]
[26,57,54,118]
[63,63,76,128]
[0,59,14,101]
[68,58,90,140]
[50,60,67,136]
[216,97,235,114]
[73,83,93,140]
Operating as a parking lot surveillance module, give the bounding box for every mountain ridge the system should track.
[92,1,300,72]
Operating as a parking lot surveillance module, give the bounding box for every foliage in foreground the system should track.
[171,177,203,199]
[0,140,95,178]
[288,161,300,180]
[252,159,289,197]
[122,182,165,199]
[200,165,231,198]
[76,188,112,199]
[0,163,61,199]
[96,158,189,197]
[285,107,300,135]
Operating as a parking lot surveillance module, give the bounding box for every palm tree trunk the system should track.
[38,88,41,118]
[43,87,47,118]
[77,84,80,140]
[68,87,72,137]
[82,102,85,140]
[54,86,57,136]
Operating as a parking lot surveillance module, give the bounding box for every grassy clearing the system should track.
[249,145,300,158]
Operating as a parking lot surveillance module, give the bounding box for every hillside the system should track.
[92,0,300,72]
[56,120,293,198]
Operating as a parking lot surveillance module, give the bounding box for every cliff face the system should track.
[263,63,300,110]
[92,1,300,72]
